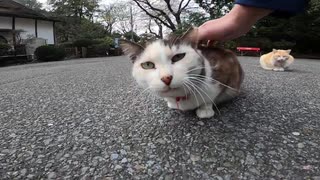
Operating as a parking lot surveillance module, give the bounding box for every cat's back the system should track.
[199,46,244,90]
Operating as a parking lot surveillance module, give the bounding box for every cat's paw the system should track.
[196,105,215,119]
[273,68,285,72]
[167,101,177,109]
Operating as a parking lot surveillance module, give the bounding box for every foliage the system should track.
[273,40,296,50]
[123,31,141,42]
[35,46,66,62]
[48,0,99,21]
[195,0,233,19]
[14,0,43,11]
[73,39,94,48]
[0,43,11,56]
[0,43,11,51]
[55,17,108,43]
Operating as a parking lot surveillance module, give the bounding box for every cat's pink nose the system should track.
[161,75,173,86]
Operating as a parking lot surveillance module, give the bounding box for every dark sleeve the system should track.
[235,0,309,17]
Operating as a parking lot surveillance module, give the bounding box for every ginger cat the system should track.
[260,49,294,71]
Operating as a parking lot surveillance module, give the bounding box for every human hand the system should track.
[198,5,272,41]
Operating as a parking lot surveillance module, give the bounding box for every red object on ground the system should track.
[237,47,261,56]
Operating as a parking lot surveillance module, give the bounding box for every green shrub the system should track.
[73,39,94,48]
[87,43,108,57]
[35,45,66,62]
[59,42,74,48]
[0,43,11,56]
[273,40,296,50]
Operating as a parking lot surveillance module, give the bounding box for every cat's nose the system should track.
[161,75,173,86]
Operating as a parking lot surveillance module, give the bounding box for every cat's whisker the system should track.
[184,80,207,107]
[186,77,211,89]
[186,79,221,115]
[189,74,239,92]
[183,82,200,107]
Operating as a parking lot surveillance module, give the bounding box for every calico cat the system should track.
[260,49,294,71]
[120,27,244,118]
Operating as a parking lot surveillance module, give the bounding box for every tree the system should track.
[14,0,43,10]
[48,0,100,21]
[195,0,233,19]
[133,0,192,32]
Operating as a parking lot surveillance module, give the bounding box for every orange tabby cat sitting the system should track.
[260,49,294,71]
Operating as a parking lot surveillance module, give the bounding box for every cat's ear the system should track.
[272,49,277,53]
[180,26,199,48]
[286,49,292,54]
[120,39,144,62]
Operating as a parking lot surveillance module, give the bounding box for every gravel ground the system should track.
[0,56,319,179]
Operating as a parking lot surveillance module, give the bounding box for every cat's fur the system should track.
[120,27,244,118]
[260,49,294,71]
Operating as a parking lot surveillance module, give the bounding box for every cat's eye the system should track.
[141,61,155,69]
[172,53,186,63]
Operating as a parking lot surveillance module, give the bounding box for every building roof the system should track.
[0,0,57,21]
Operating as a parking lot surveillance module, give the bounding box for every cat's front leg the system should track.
[273,67,285,72]
[196,104,215,119]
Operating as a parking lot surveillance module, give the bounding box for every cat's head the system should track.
[272,49,291,62]
[120,27,204,98]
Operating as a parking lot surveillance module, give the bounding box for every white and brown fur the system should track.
[120,27,244,118]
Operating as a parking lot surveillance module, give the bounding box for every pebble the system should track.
[197,121,205,126]
[292,132,300,136]
[190,155,200,162]
[114,165,122,171]
[20,169,27,176]
[147,160,155,167]
[47,172,57,179]
[120,149,127,155]
[297,143,305,148]
[121,158,128,164]
[84,118,91,123]
[110,153,119,160]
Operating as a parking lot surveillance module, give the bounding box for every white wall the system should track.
[15,18,36,39]
[37,20,54,44]
[0,16,12,29]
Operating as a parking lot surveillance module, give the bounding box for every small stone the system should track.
[121,158,128,164]
[81,167,89,174]
[20,169,27,176]
[303,165,313,170]
[75,150,86,155]
[223,162,232,167]
[197,121,205,126]
[110,153,119,160]
[149,143,156,149]
[127,167,134,175]
[114,165,122,171]
[134,164,145,171]
[273,163,283,170]
[27,174,35,179]
[297,143,305,148]
[47,172,57,179]
[190,154,201,162]
[44,139,52,145]
[156,138,166,144]
[245,154,256,165]
[249,168,260,175]
[312,176,320,180]
[147,160,155,167]
[292,132,300,136]
[84,119,91,123]
[120,149,127,155]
